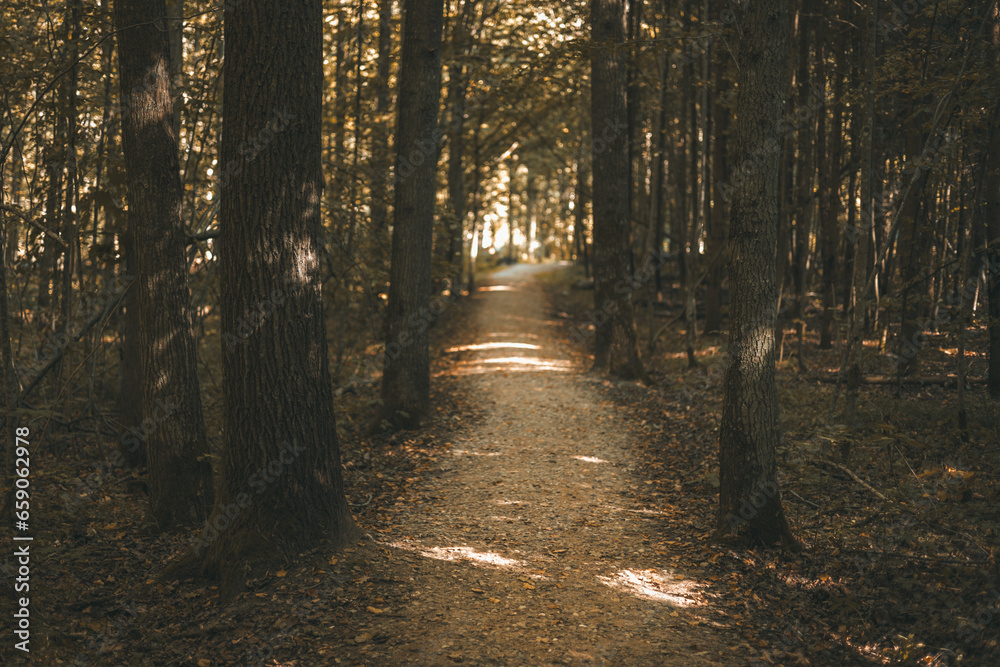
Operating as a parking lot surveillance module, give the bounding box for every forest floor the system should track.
[7,262,1000,666]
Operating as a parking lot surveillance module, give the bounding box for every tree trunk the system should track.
[60,0,83,345]
[182,0,358,595]
[466,120,483,292]
[117,224,145,468]
[717,0,796,548]
[842,0,878,425]
[986,8,1000,398]
[791,8,813,371]
[818,20,844,350]
[986,111,1000,398]
[895,126,933,376]
[116,0,214,530]
[442,0,475,290]
[705,55,728,334]
[381,0,445,428]
[684,49,700,368]
[574,136,591,279]
[370,0,394,241]
[589,0,646,381]
[1,179,19,522]
[166,0,183,142]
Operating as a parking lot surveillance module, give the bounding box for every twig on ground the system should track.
[807,459,887,501]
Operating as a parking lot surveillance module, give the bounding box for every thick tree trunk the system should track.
[589,0,645,381]
[381,0,445,428]
[717,0,796,548]
[116,0,213,529]
[186,0,358,595]
[117,225,145,468]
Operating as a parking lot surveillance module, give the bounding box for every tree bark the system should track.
[574,135,591,279]
[986,7,1000,398]
[186,0,358,594]
[369,0,395,240]
[117,224,145,468]
[381,0,445,428]
[442,0,475,289]
[717,0,796,548]
[115,0,213,529]
[818,18,844,350]
[705,54,728,334]
[589,0,646,381]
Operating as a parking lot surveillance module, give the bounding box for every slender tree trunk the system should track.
[986,110,1000,398]
[956,158,973,440]
[507,160,517,261]
[574,136,591,279]
[986,8,1000,398]
[369,0,394,242]
[896,126,933,376]
[626,0,645,263]
[684,51,700,368]
[705,56,728,334]
[717,0,796,549]
[115,0,213,529]
[1,182,19,522]
[647,43,668,294]
[466,120,483,292]
[60,0,83,342]
[443,0,475,290]
[589,0,646,381]
[185,0,359,595]
[791,9,812,371]
[381,0,445,428]
[819,23,844,350]
[842,0,878,425]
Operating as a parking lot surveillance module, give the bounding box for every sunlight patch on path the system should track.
[474,285,520,292]
[573,455,611,464]
[447,342,541,352]
[383,540,526,571]
[440,356,574,376]
[598,569,705,606]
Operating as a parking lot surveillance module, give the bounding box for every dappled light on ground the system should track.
[439,354,575,376]
[474,285,522,292]
[597,569,705,607]
[384,541,526,571]
[446,342,541,352]
[450,448,502,457]
[572,455,611,464]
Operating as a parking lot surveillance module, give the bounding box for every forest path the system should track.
[368,264,737,665]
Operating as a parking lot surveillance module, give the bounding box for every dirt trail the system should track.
[367,264,737,665]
